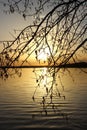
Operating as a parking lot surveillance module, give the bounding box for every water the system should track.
[0,68,87,129]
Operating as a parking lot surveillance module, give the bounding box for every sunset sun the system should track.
[37,47,50,62]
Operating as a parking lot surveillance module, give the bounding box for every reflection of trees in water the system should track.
[32,67,68,120]
[0,0,87,119]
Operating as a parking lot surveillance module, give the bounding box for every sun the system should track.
[37,47,50,62]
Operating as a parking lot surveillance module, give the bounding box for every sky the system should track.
[0,3,32,41]
[0,0,52,66]
[0,14,30,41]
[0,0,87,65]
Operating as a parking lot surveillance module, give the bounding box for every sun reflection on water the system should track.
[32,67,66,115]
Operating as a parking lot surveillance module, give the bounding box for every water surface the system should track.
[0,68,87,129]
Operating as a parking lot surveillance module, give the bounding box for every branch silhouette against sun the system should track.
[0,0,87,117]
[0,0,87,76]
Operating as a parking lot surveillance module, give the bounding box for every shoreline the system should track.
[0,62,87,68]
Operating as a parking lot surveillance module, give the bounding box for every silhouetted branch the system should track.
[0,0,87,117]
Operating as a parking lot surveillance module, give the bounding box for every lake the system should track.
[0,68,87,130]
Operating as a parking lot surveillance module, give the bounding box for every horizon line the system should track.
[0,62,87,68]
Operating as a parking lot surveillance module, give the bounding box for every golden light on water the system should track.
[40,68,47,87]
[32,67,53,97]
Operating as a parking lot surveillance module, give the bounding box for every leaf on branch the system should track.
[23,14,26,19]
[32,96,35,101]
[3,3,6,7]
[10,5,14,13]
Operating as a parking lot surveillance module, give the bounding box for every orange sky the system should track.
[0,2,87,66]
